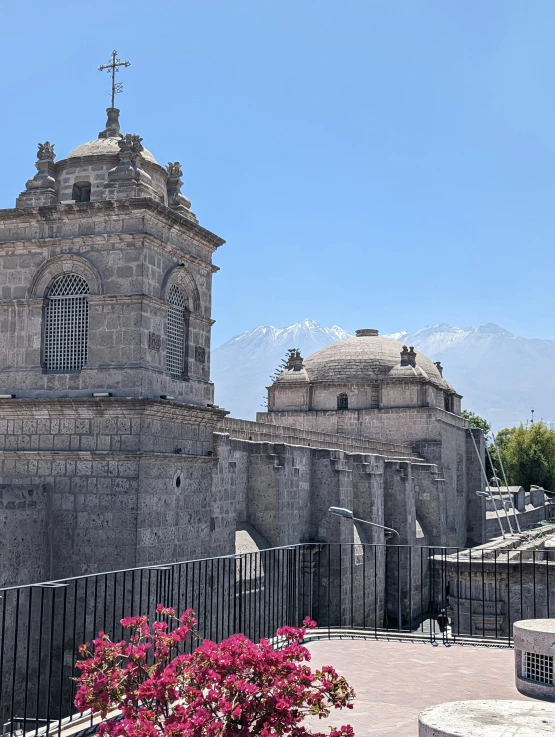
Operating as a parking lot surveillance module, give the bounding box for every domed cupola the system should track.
[16,96,197,222]
[267,327,461,414]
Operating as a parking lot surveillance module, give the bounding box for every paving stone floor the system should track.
[305,638,529,737]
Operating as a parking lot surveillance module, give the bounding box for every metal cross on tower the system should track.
[98,50,131,108]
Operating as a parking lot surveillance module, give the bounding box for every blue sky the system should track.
[1,1,554,346]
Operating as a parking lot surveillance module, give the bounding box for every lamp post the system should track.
[327,507,403,630]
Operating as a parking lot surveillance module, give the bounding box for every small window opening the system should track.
[44,273,90,373]
[175,475,182,488]
[337,393,349,410]
[166,285,188,378]
[72,182,91,203]
[444,393,451,412]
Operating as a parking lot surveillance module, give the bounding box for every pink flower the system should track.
[74,607,355,736]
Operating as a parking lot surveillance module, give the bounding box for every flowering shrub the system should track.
[74,605,355,737]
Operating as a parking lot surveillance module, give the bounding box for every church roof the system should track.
[278,331,451,388]
[65,137,158,164]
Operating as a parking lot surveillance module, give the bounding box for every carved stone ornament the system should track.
[166,160,193,214]
[118,133,144,157]
[37,142,55,161]
[166,162,183,178]
[148,332,161,351]
[195,346,207,363]
[107,132,151,187]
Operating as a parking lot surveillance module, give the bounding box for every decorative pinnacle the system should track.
[37,142,55,162]
[98,50,130,108]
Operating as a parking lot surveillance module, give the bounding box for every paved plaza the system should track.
[306,638,530,736]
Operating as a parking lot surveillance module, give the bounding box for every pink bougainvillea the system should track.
[74,605,355,737]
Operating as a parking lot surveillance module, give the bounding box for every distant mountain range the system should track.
[211,319,555,430]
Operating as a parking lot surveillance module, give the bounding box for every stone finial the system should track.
[434,361,443,377]
[166,161,196,221]
[105,133,152,196]
[408,346,417,368]
[356,329,379,337]
[400,345,410,367]
[98,108,121,139]
[287,349,304,371]
[167,162,183,178]
[16,141,58,208]
[119,133,144,157]
[37,142,55,161]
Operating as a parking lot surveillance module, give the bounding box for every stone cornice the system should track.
[141,234,220,273]
[0,397,228,423]
[0,233,219,274]
[273,376,452,392]
[0,449,215,463]
[0,199,225,252]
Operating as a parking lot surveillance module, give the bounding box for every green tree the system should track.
[495,422,555,492]
[261,348,300,408]
[270,348,300,383]
[461,410,496,479]
[461,410,491,435]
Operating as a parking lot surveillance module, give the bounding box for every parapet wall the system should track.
[221,417,417,458]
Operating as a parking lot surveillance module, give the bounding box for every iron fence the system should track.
[1,542,553,736]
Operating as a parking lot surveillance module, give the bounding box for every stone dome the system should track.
[292,332,448,387]
[66,137,158,164]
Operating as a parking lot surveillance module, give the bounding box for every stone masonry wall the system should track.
[256,407,479,547]
[0,200,221,406]
[0,398,225,586]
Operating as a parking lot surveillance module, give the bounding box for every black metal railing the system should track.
[1,542,553,735]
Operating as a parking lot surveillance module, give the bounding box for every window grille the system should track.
[44,273,90,373]
[166,285,187,377]
[523,652,553,685]
[337,393,349,410]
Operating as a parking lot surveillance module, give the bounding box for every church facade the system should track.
[0,106,485,593]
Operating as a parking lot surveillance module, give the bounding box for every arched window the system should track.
[337,393,349,410]
[72,181,91,203]
[166,285,188,378]
[44,273,90,373]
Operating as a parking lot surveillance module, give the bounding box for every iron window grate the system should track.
[44,274,90,373]
[166,285,187,377]
[524,651,554,685]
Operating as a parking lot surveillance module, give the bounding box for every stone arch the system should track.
[28,254,102,299]
[161,265,200,313]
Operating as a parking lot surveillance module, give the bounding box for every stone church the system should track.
[0,104,485,590]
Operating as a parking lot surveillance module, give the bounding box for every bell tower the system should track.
[4,101,223,405]
[0,65,228,585]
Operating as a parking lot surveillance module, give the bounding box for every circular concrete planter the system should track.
[514,619,555,701]
[418,700,555,736]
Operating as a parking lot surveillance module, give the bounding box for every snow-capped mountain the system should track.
[211,319,352,419]
[212,320,555,430]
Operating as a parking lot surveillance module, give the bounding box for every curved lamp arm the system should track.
[328,506,401,542]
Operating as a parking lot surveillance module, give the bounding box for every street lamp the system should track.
[328,507,401,542]
[327,507,403,630]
